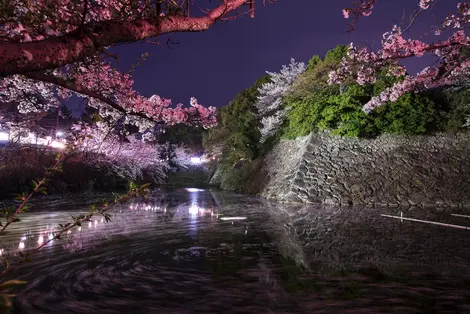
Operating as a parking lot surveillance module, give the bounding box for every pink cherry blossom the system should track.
[0,1,258,135]
[335,0,470,112]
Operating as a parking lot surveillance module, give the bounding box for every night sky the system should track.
[71,0,459,115]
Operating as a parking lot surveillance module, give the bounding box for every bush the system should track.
[218,159,263,194]
[316,85,377,138]
[371,93,440,135]
[283,44,445,138]
[439,88,470,131]
[284,81,442,138]
[283,88,335,138]
[204,75,271,163]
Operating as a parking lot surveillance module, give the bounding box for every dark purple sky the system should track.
[71,0,458,115]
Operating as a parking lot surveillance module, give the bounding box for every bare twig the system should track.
[0,155,65,234]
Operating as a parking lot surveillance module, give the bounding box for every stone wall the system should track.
[260,131,470,208]
[259,134,311,202]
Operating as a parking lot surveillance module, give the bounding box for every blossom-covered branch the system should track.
[331,0,470,112]
[255,58,306,142]
[0,0,262,132]
[22,68,217,130]
[0,0,253,75]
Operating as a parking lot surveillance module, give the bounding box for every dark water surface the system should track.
[1,189,470,313]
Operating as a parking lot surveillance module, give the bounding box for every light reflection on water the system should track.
[0,188,469,313]
[1,190,222,256]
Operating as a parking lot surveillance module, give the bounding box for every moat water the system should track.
[1,188,469,313]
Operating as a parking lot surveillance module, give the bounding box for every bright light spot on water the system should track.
[101,218,104,223]
[88,222,92,228]
[0,132,9,141]
[185,188,205,193]
[21,236,26,241]
[67,230,71,234]
[189,205,199,216]
[38,235,44,244]
[48,233,54,240]
[18,242,25,250]
[220,217,247,221]
[78,226,82,232]
[94,220,98,227]
[0,249,3,256]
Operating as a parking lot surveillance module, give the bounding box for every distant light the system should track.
[190,157,202,164]
[48,233,54,240]
[18,242,25,250]
[219,217,247,221]
[185,188,205,193]
[50,141,65,149]
[0,132,9,141]
[56,131,64,137]
[38,235,44,244]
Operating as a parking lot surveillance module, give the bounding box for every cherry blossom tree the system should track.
[70,121,195,182]
[71,121,161,181]
[332,0,470,113]
[255,58,306,142]
[0,0,260,133]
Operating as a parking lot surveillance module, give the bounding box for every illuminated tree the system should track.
[0,0,259,133]
[255,58,306,142]
[332,0,470,113]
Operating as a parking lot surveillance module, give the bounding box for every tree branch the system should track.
[0,0,249,76]
[24,72,155,122]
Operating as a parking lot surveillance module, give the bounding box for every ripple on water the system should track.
[2,190,470,313]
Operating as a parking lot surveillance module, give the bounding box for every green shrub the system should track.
[439,88,470,131]
[371,93,440,135]
[317,85,377,137]
[307,55,321,71]
[204,75,271,164]
[219,159,263,194]
[284,80,442,138]
[324,45,348,63]
[283,88,333,138]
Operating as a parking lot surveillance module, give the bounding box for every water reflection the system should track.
[0,189,469,313]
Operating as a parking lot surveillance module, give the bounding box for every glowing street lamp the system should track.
[190,157,202,165]
[56,131,64,137]
[0,132,9,141]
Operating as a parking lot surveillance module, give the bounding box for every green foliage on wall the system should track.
[218,159,264,194]
[203,76,272,192]
[203,75,271,165]
[283,45,447,139]
[207,44,470,194]
[439,88,470,131]
[371,93,440,135]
